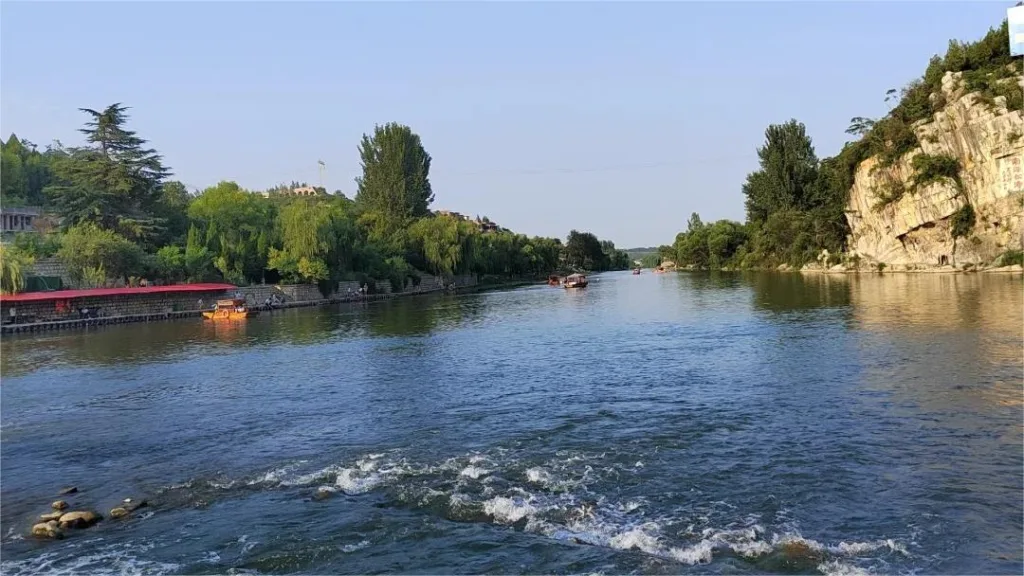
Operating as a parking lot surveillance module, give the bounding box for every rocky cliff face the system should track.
[845,72,1024,267]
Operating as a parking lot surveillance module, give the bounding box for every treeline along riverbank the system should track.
[1,110,632,298]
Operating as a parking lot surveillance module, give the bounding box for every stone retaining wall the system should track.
[0,274,479,330]
[0,289,232,324]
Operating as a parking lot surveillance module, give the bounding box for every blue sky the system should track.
[0,1,1011,247]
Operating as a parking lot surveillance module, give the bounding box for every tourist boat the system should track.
[548,275,562,287]
[632,267,641,275]
[563,273,588,289]
[202,298,259,321]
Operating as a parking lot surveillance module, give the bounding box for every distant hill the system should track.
[625,247,658,258]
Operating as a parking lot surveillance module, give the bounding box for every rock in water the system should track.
[58,510,102,529]
[58,486,78,496]
[109,507,129,519]
[38,511,63,522]
[51,500,68,511]
[31,521,63,539]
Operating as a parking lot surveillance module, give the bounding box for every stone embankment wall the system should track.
[0,289,231,324]
[1,274,479,331]
[846,71,1024,267]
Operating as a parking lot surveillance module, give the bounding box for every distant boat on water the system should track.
[564,273,588,289]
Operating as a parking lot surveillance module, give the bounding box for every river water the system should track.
[1,272,1021,575]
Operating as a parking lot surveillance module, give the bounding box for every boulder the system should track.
[31,521,63,539]
[51,500,68,511]
[58,486,78,496]
[38,511,63,522]
[109,507,129,519]
[58,510,102,529]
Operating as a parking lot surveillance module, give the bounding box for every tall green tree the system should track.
[45,104,172,247]
[564,230,609,271]
[743,120,820,224]
[354,123,433,257]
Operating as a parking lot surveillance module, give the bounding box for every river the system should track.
[1,272,1021,575]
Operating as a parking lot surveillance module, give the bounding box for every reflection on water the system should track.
[749,272,852,312]
[0,272,1021,575]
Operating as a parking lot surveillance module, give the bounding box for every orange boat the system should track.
[548,275,562,287]
[202,298,259,321]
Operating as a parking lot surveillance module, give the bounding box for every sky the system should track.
[0,1,1013,247]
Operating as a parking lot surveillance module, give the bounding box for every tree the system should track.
[45,104,172,247]
[1,134,57,206]
[564,230,608,271]
[0,244,34,294]
[268,197,356,284]
[188,181,274,284]
[410,214,476,277]
[57,223,148,287]
[743,120,819,224]
[354,123,433,253]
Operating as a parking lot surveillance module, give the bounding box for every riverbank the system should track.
[0,278,542,336]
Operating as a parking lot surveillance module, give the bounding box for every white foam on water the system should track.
[818,559,872,576]
[459,465,490,479]
[341,540,371,553]
[483,496,538,523]
[608,525,662,556]
[526,467,552,485]
[331,468,383,495]
[0,540,179,576]
[668,539,716,565]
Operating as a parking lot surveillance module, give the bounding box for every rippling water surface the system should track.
[1,272,1021,575]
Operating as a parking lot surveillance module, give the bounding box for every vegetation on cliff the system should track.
[0,106,630,294]
[659,18,1020,270]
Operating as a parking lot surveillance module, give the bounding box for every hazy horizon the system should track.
[0,1,1012,246]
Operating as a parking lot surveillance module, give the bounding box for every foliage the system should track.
[268,197,356,286]
[995,249,1023,267]
[871,177,907,212]
[188,181,274,284]
[743,120,820,223]
[949,203,976,240]
[57,222,148,287]
[409,214,476,278]
[910,154,962,191]
[44,104,172,248]
[639,253,661,268]
[564,230,609,271]
[355,122,433,225]
[10,232,61,259]
[1,135,58,206]
[0,245,35,294]
[10,102,632,292]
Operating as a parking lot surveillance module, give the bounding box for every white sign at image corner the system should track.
[1010,6,1024,57]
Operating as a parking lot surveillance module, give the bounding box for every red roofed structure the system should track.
[0,283,237,303]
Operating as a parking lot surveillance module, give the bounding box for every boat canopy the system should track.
[566,273,586,281]
[216,298,247,307]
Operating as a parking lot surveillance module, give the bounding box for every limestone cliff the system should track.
[845,72,1024,267]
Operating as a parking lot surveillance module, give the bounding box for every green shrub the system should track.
[910,154,961,191]
[996,249,1023,266]
[872,178,907,211]
[950,204,976,239]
